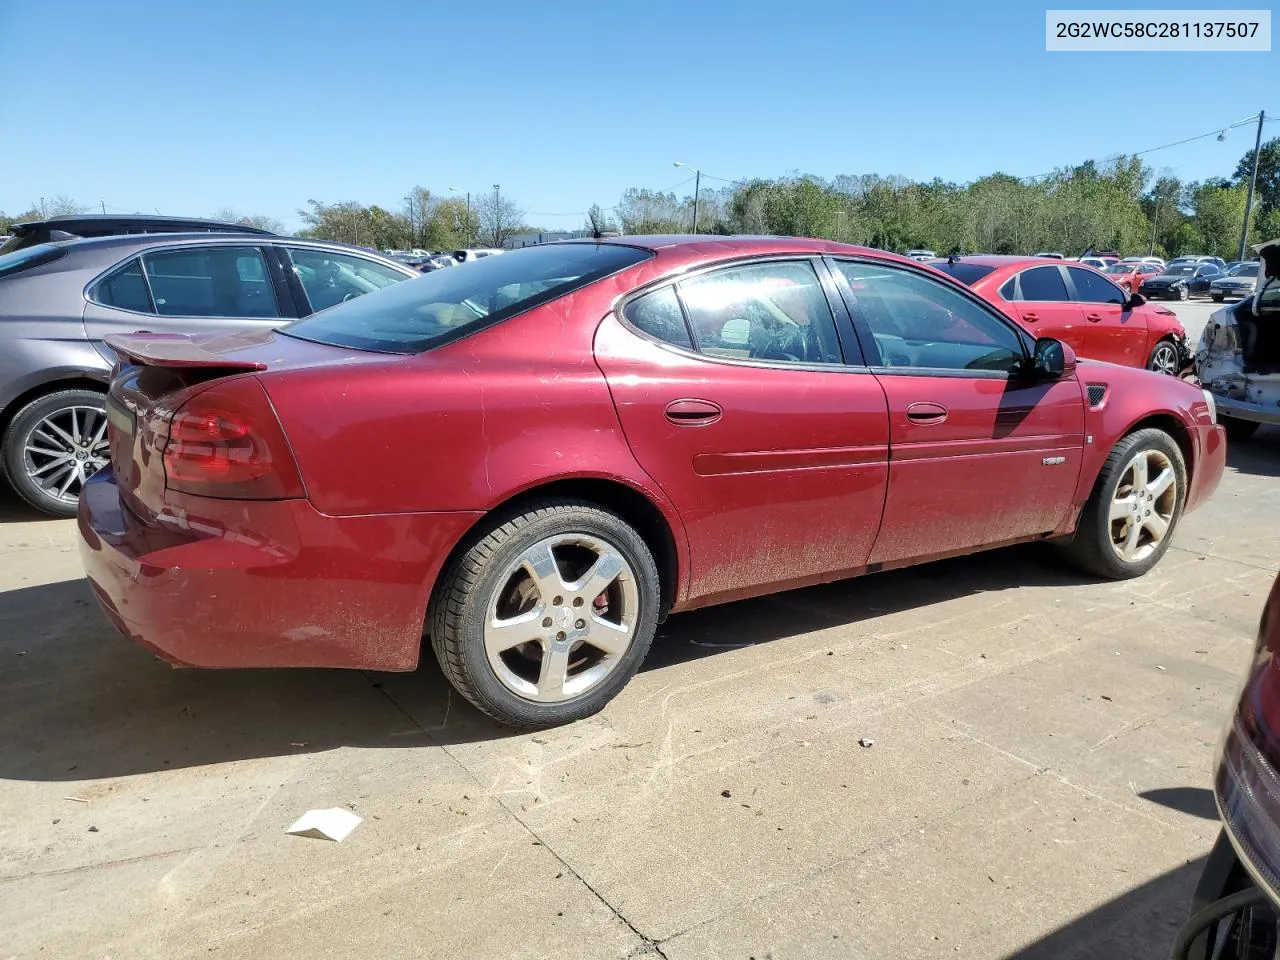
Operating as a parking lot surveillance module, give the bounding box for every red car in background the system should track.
[79,237,1225,729]
[930,256,1188,375]
[1103,260,1163,293]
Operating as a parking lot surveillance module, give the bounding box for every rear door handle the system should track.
[1086,313,1103,322]
[1021,312,1039,322]
[665,398,723,425]
[906,401,948,424]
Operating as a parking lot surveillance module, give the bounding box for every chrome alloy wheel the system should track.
[22,404,110,505]
[484,534,640,703]
[1148,341,1181,375]
[1108,448,1177,563]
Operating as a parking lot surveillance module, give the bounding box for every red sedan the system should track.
[1103,260,1163,294]
[79,237,1226,728]
[930,256,1188,375]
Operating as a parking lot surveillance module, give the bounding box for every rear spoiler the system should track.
[105,333,267,371]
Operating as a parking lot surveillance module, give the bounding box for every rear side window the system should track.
[1013,266,1069,301]
[92,259,154,313]
[623,286,693,349]
[0,243,66,278]
[141,246,280,318]
[282,243,652,353]
[1067,266,1125,305]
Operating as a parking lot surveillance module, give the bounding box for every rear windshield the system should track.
[927,261,997,285]
[281,242,652,353]
[0,243,66,278]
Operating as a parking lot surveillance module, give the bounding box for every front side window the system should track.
[1067,266,1126,305]
[1195,265,1220,278]
[1012,265,1069,302]
[623,286,693,350]
[676,260,843,365]
[140,246,280,318]
[282,242,652,353]
[285,247,408,314]
[92,259,154,313]
[832,260,1024,373]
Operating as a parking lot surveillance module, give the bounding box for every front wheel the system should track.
[1178,285,1190,301]
[1146,340,1181,376]
[1212,294,1225,303]
[1062,428,1186,580]
[2,389,110,518]
[429,500,660,728]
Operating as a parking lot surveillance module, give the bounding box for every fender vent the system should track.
[1087,384,1108,407]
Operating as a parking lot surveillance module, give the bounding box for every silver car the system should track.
[0,233,417,516]
[1210,261,1261,302]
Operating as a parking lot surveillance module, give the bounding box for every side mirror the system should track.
[1126,292,1146,309]
[1031,337,1076,380]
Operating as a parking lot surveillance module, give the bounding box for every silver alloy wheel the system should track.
[1108,448,1177,563]
[22,404,110,505]
[484,533,640,703]
[1148,341,1180,375]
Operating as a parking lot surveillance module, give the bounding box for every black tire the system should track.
[429,500,660,728]
[1211,294,1225,303]
[1145,339,1181,376]
[1062,428,1187,580]
[1222,417,1260,443]
[2,388,108,518]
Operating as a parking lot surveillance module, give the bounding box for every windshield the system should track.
[281,242,652,353]
[926,261,996,285]
[1229,263,1260,277]
[1103,264,1132,274]
[1166,265,1197,276]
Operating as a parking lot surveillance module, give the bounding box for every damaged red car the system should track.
[79,237,1226,728]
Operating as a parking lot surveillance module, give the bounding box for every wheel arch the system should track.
[1110,412,1195,487]
[435,475,686,621]
[0,374,109,438]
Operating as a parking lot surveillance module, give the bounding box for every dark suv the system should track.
[0,233,417,516]
[0,214,276,256]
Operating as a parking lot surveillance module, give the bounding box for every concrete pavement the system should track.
[0,299,1275,959]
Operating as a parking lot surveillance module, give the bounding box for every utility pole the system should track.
[39,197,46,218]
[692,168,701,234]
[1238,110,1266,262]
[1148,194,1161,256]
[493,185,500,247]
[100,200,106,214]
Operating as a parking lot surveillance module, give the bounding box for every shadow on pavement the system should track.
[0,487,56,524]
[0,544,1095,782]
[1138,787,1219,822]
[1003,857,1201,959]
[1228,430,1280,477]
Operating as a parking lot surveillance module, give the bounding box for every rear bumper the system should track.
[1215,396,1280,426]
[77,468,482,671]
[1187,422,1228,514]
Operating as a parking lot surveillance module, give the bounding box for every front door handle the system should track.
[1022,312,1039,322]
[906,401,948,424]
[665,398,723,425]
[1086,313,1104,322]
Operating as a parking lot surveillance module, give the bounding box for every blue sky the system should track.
[1,0,1273,232]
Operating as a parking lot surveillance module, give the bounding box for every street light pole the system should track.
[449,186,472,247]
[1238,110,1266,262]
[493,184,501,248]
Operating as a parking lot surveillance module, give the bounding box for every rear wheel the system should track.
[1062,428,1186,580]
[1222,417,1260,443]
[1145,339,1181,376]
[429,500,660,728]
[2,389,110,518]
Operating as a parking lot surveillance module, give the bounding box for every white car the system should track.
[1121,255,1166,267]
[453,248,505,263]
[1210,261,1261,302]
[1196,241,1279,441]
[903,248,937,261]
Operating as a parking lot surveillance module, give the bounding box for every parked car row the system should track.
[382,248,506,272]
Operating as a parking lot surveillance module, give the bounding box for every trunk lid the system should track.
[104,329,374,517]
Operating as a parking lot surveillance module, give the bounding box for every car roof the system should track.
[928,255,1076,270]
[593,234,908,261]
[48,232,387,255]
[12,213,275,236]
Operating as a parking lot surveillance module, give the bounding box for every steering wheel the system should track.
[341,292,359,303]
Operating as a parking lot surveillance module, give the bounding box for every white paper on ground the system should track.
[286,808,362,842]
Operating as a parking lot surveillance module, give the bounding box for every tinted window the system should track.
[677,261,843,365]
[1067,266,1126,305]
[1013,266,1069,302]
[624,286,693,349]
[1195,265,1220,277]
[1167,265,1197,276]
[999,277,1016,299]
[0,243,66,278]
[832,260,1024,373]
[1230,263,1260,277]
[93,259,154,313]
[141,246,280,318]
[286,247,407,314]
[283,243,651,353]
[1103,264,1131,275]
[1140,263,1161,274]
[927,261,997,286]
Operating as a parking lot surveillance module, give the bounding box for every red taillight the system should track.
[162,379,304,500]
